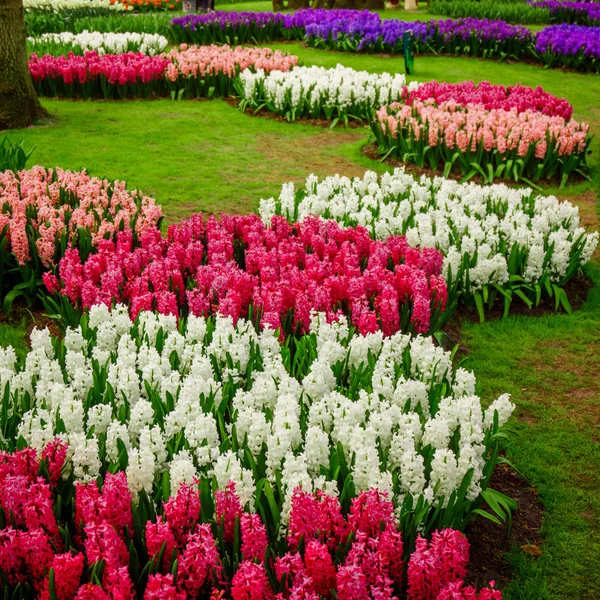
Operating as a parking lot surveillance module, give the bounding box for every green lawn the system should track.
[2,20,600,600]
[9,49,600,218]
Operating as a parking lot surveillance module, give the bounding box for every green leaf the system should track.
[473,291,485,323]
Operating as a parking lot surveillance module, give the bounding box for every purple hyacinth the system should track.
[536,23,600,58]
[171,11,285,32]
[434,18,533,43]
[530,1,600,25]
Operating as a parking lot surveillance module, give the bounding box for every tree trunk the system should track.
[0,0,48,130]
[287,0,311,9]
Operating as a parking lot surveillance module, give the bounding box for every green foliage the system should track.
[0,137,34,173]
[430,1,550,25]
[25,12,175,36]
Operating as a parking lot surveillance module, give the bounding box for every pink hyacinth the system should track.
[144,574,186,600]
[287,488,349,551]
[348,489,397,540]
[176,524,221,597]
[406,80,573,120]
[407,529,471,600]
[241,513,269,562]
[40,552,85,600]
[376,101,589,163]
[74,584,112,600]
[0,167,161,268]
[29,51,169,87]
[146,517,177,571]
[215,481,243,543]
[50,214,447,336]
[231,560,274,600]
[163,482,202,546]
[165,44,298,82]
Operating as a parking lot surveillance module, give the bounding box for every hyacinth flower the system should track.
[0,166,162,312]
[535,24,600,73]
[44,213,449,335]
[0,443,503,599]
[372,100,591,186]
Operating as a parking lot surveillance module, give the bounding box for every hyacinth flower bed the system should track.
[29,45,299,100]
[534,24,600,73]
[372,99,591,186]
[237,65,414,125]
[306,15,533,61]
[27,31,170,56]
[2,303,515,536]
[0,167,162,312]
[260,169,598,320]
[530,0,600,26]
[0,444,504,600]
[405,80,574,120]
[23,0,131,16]
[43,214,448,334]
[170,11,293,46]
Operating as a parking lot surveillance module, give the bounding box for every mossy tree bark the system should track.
[0,0,48,130]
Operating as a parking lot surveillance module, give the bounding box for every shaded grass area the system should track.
[2,31,600,600]
[462,264,600,599]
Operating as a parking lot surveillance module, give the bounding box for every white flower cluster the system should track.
[0,306,514,521]
[28,31,169,56]
[260,168,598,292]
[24,0,130,13]
[239,64,417,119]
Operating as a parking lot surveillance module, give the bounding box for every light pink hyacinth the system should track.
[164,44,298,82]
[0,166,162,268]
[377,101,589,160]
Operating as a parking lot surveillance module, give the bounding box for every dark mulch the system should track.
[465,462,544,590]
[362,141,589,188]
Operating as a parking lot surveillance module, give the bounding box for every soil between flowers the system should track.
[465,462,544,590]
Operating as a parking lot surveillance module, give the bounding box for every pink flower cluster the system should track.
[165,44,298,81]
[0,166,162,267]
[45,213,447,335]
[377,101,589,159]
[28,51,169,86]
[0,443,501,600]
[406,81,573,121]
[0,441,69,595]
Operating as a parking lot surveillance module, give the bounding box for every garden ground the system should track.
[2,4,600,598]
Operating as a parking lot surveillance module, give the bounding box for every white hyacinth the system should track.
[260,168,598,294]
[24,0,130,13]
[2,306,514,513]
[28,31,169,56]
[240,64,418,119]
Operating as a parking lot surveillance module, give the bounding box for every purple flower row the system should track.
[535,23,600,70]
[168,9,600,72]
[530,0,600,25]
